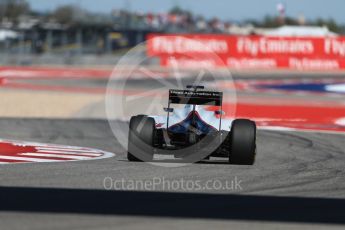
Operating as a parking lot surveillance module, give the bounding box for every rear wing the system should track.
[169,89,223,106]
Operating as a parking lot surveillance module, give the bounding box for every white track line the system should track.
[37,147,101,153]
[21,153,92,160]
[37,150,102,156]
[0,156,60,162]
[0,138,116,165]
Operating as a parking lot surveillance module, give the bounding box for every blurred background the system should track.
[0,0,344,133]
[0,0,344,65]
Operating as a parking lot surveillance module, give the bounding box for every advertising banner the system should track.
[147,34,345,70]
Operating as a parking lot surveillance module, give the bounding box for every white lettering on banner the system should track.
[152,37,228,54]
[335,117,345,126]
[237,38,314,56]
[227,58,277,69]
[289,58,339,70]
[324,39,345,57]
[166,57,217,68]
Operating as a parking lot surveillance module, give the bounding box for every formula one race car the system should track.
[128,85,256,165]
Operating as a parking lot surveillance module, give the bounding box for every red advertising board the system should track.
[160,56,345,70]
[147,34,345,70]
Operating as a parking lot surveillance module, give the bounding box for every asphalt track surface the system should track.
[1,71,345,229]
[1,118,345,229]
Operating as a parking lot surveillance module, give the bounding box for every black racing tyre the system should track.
[128,115,155,162]
[229,119,256,165]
